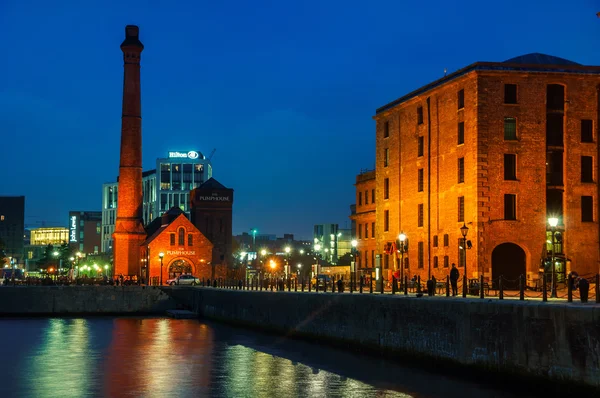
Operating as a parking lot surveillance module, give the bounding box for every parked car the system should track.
[166,274,200,286]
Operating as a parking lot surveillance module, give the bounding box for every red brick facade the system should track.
[373,54,600,285]
[350,171,377,273]
[113,25,146,277]
[141,213,223,284]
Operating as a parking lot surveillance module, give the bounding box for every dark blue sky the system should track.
[1,1,599,239]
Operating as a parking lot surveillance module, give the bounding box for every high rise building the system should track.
[312,223,351,264]
[101,151,212,252]
[0,196,25,265]
[372,53,600,285]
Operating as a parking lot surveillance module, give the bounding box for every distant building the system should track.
[101,150,213,252]
[68,211,102,255]
[190,178,233,267]
[349,170,376,271]
[313,223,351,265]
[0,196,25,265]
[24,227,69,270]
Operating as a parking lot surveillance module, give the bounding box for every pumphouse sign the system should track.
[197,192,231,202]
[168,151,200,159]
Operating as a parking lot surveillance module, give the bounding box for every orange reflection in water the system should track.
[103,318,214,397]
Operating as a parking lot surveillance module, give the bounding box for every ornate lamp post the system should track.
[284,246,291,278]
[460,223,469,279]
[548,217,559,298]
[351,239,358,290]
[159,252,164,286]
[398,232,407,288]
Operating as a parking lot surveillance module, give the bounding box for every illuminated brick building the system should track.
[349,170,376,271]
[372,53,600,285]
[141,207,219,284]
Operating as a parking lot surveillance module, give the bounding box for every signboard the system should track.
[69,215,78,243]
[166,250,196,256]
[196,192,231,202]
[168,151,200,159]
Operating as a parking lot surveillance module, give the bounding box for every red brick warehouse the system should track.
[369,53,600,287]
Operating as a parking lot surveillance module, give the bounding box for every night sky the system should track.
[1,1,599,239]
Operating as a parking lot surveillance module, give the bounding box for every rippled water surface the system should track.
[0,317,524,398]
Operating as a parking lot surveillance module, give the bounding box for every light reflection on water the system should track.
[0,318,519,398]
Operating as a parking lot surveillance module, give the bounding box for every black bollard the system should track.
[446,276,450,297]
[294,278,297,292]
[479,275,484,299]
[519,275,525,301]
[499,277,504,300]
[270,278,273,291]
[567,274,573,303]
[462,275,467,298]
[432,276,436,296]
[392,276,396,294]
[404,275,408,295]
[308,278,312,292]
[316,277,319,293]
[417,276,421,294]
[359,276,363,294]
[301,278,305,292]
[596,274,600,304]
[369,277,373,294]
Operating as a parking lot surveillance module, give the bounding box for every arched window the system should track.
[178,227,185,245]
[188,234,193,246]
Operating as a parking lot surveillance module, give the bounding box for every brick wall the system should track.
[373,67,600,284]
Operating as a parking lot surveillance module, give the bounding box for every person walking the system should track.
[450,263,459,296]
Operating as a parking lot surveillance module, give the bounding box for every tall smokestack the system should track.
[113,25,146,278]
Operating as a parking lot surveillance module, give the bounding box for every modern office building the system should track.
[101,150,212,252]
[372,53,600,285]
[69,211,102,255]
[312,223,352,264]
[24,227,69,270]
[0,196,25,265]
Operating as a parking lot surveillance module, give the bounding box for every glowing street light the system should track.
[260,249,267,256]
[548,217,559,298]
[159,252,165,286]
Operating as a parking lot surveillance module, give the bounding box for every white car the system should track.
[166,274,200,286]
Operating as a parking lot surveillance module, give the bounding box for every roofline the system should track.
[375,61,600,115]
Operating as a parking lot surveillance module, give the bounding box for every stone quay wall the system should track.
[0,286,177,315]
[175,288,600,388]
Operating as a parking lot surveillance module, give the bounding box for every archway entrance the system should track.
[492,243,526,290]
[168,259,193,279]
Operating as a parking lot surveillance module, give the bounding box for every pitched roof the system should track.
[197,177,228,190]
[376,53,600,115]
[503,53,580,66]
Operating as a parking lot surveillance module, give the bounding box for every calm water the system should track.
[0,317,525,398]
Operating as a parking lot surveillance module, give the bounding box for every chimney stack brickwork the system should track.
[113,25,147,277]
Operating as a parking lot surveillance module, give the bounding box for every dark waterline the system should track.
[0,317,527,398]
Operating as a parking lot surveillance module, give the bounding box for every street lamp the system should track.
[548,217,559,298]
[460,223,469,279]
[398,232,407,288]
[159,252,165,286]
[250,228,258,253]
[284,247,291,277]
[351,239,358,290]
[314,243,321,277]
[104,265,109,278]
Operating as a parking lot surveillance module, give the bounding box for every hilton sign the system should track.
[168,151,200,159]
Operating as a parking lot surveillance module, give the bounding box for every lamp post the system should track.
[52,251,59,279]
[548,217,559,298]
[460,223,469,280]
[351,239,358,290]
[398,232,407,288]
[284,246,291,278]
[314,243,321,277]
[159,252,164,286]
[250,228,258,254]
